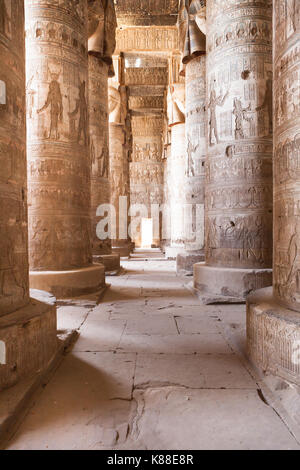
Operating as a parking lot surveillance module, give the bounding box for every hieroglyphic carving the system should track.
[205,0,273,269]
[125,67,168,86]
[115,0,179,17]
[26,0,93,271]
[0,0,29,315]
[129,95,164,110]
[273,0,300,310]
[115,27,179,53]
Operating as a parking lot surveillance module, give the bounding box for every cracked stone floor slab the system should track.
[6,256,300,450]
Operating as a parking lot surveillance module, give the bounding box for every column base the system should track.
[247,287,300,386]
[93,254,121,275]
[165,246,185,260]
[0,290,57,391]
[193,262,272,304]
[111,241,132,258]
[176,251,205,275]
[29,264,106,299]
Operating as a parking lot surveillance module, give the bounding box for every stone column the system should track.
[108,61,132,258]
[25,0,105,297]
[161,115,172,253]
[88,0,120,273]
[0,0,57,391]
[165,81,187,260]
[247,1,300,386]
[194,0,273,302]
[176,1,206,274]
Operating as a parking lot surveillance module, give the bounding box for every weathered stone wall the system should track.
[0,0,29,316]
[26,0,92,271]
[273,0,300,311]
[205,0,273,270]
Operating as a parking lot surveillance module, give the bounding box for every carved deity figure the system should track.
[0,0,11,37]
[69,81,88,145]
[186,135,199,177]
[208,85,229,145]
[99,145,109,177]
[256,71,273,134]
[37,72,63,140]
[233,98,251,140]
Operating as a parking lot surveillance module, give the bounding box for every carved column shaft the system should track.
[170,122,186,249]
[206,0,273,269]
[89,56,111,256]
[184,55,206,254]
[273,0,300,312]
[0,0,29,316]
[25,0,104,297]
[246,0,300,387]
[193,0,273,301]
[109,56,132,257]
[0,1,57,392]
[165,74,187,259]
[109,120,131,256]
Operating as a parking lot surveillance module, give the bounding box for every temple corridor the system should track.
[5,253,300,450]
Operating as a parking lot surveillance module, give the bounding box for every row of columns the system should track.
[0,0,57,391]
[0,0,126,391]
[170,1,299,385]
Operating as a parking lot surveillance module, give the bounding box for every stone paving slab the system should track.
[131,388,300,450]
[5,255,300,450]
[118,333,232,355]
[134,353,256,390]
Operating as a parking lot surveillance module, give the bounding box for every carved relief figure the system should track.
[186,135,199,177]
[69,80,88,145]
[99,145,109,178]
[37,71,63,140]
[208,84,229,145]
[256,71,273,134]
[233,98,251,140]
[26,75,36,119]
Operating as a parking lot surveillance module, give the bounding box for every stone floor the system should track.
[6,253,300,450]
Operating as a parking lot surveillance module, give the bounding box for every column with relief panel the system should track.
[0,0,57,391]
[194,0,273,303]
[176,0,206,274]
[247,0,300,386]
[25,0,105,297]
[88,0,120,273]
